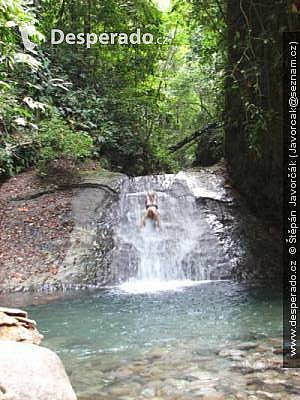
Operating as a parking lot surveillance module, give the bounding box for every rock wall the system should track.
[40,173,127,291]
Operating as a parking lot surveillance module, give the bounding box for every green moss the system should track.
[79,167,124,180]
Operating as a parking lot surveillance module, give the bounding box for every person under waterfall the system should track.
[140,192,160,230]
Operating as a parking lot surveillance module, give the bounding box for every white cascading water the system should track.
[111,173,231,293]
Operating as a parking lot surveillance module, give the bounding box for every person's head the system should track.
[148,192,156,202]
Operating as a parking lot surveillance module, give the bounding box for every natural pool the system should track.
[6,280,294,400]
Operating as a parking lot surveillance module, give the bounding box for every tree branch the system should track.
[168,122,219,153]
[9,182,119,201]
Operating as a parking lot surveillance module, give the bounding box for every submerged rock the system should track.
[141,386,156,398]
[236,342,258,351]
[218,349,246,361]
[202,395,225,400]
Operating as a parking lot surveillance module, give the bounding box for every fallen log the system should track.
[168,122,219,153]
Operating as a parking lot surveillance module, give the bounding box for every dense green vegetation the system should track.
[0,0,295,219]
[0,0,224,177]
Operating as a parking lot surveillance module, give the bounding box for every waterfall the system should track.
[110,173,231,291]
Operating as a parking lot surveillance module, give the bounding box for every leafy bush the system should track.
[37,118,93,175]
[0,88,40,177]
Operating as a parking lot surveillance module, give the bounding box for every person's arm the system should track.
[155,213,161,230]
[145,193,150,205]
[140,213,147,229]
[153,193,158,207]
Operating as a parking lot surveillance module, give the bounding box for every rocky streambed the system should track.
[4,281,286,400]
[62,334,298,400]
[1,302,297,400]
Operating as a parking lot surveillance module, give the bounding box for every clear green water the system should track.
[20,281,282,398]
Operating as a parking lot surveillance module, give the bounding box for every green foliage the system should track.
[0,87,39,176]
[0,0,47,176]
[224,0,286,159]
[244,102,274,157]
[37,118,93,172]
[0,0,227,178]
[0,146,15,176]
[146,0,225,168]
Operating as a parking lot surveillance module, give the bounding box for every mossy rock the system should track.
[80,168,122,180]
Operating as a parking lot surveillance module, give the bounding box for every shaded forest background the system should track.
[0,0,298,221]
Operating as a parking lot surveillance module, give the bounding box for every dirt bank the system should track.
[0,165,124,293]
[0,170,74,292]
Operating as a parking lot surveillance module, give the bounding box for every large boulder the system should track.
[0,307,43,345]
[0,340,77,400]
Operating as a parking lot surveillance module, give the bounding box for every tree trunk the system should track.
[224,0,289,223]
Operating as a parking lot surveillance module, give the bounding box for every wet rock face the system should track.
[39,174,126,291]
[64,167,281,287]
[57,177,139,288]
[109,174,235,282]
[54,188,118,288]
[0,340,77,400]
[110,242,139,283]
[198,196,282,284]
[0,307,43,345]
